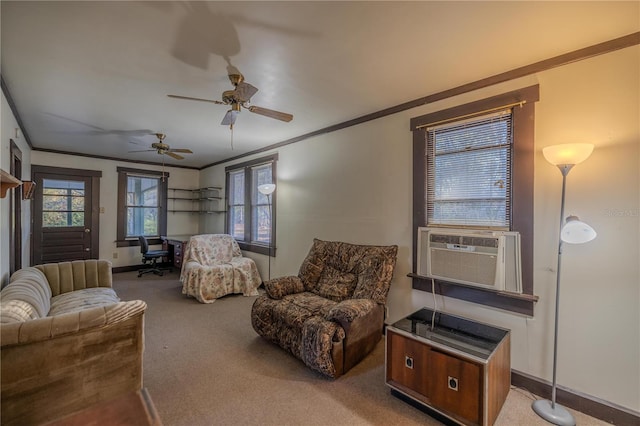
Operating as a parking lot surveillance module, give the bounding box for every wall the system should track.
[0,91,32,286]
[200,46,639,411]
[30,151,200,267]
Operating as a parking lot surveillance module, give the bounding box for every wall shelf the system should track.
[168,187,225,214]
[1,169,22,198]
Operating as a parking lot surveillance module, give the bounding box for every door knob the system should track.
[85,229,91,233]
[85,248,90,252]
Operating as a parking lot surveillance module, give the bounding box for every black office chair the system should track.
[138,236,171,277]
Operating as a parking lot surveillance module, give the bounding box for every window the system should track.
[226,154,277,255]
[116,167,168,247]
[42,179,86,227]
[427,110,512,228]
[411,86,539,315]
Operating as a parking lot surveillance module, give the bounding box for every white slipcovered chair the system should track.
[180,234,262,303]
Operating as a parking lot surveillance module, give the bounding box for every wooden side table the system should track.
[386,308,511,426]
[45,388,162,426]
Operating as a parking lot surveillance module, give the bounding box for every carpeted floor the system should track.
[114,271,607,426]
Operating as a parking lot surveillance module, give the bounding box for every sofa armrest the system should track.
[325,299,385,374]
[0,300,146,347]
[264,276,304,300]
[1,300,146,425]
[325,299,379,326]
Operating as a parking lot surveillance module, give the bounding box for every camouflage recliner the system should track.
[251,238,398,378]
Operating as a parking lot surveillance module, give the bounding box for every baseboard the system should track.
[511,369,640,425]
[112,263,173,274]
[113,265,140,273]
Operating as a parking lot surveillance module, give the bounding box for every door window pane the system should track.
[42,179,85,227]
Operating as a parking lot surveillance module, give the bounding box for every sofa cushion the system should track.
[1,268,52,323]
[311,265,357,302]
[298,257,324,291]
[49,287,120,316]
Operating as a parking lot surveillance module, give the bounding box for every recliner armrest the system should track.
[325,299,378,327]
[264,276,304,300]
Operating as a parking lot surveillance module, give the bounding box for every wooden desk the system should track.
[161,235,191,269]
[46,388,162,426]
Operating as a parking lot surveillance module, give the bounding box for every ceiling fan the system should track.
[167,73,293,128]
[129,133,193,160]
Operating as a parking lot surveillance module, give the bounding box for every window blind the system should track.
[426,109,512,228]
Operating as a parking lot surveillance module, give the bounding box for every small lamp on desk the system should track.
[258,183,276,281]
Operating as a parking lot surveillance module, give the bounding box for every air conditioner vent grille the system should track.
[430,234,499,248]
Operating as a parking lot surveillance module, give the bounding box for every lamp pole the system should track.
[533,144,595,426]
[258,183,276,282]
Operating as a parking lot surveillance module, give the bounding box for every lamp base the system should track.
[532,399,576,426]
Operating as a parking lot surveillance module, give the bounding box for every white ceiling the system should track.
[2,1,638,168]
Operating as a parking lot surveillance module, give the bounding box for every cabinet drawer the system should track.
[386,330,430,400]
[428,350,481,425]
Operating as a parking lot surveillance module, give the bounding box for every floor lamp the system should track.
[533,143,597,426]
[258,183,276,281]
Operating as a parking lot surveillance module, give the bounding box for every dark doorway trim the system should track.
[10,140,23,274]
[31,165,101,264]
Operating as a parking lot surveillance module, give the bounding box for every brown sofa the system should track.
[251,238,398,378]
[0,260,146,425]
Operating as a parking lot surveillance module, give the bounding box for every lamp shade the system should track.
[543,143,594,166]
[561,215,597,244]
[258,183,276,195]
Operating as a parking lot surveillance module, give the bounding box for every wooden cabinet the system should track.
[162,236,190,269]
[386,308,510,426]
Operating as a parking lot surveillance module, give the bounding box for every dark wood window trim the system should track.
[116,167,168,248]
[225,154,278,256]
[411,85,539,316]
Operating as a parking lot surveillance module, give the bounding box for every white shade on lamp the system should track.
[258,183,276,195]
[561,215,597,244]
[543,143,594,166]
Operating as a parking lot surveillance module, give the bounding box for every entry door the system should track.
[32,167,101,264]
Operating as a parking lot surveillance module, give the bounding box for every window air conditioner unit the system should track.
[417,227,522,293]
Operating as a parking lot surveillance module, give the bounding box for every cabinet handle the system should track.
[448,376,459,391]
[405,356,414,369]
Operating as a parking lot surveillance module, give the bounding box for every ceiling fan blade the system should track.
[167,94,224,105]
[128,149,155,153]
[165,152,184,160]
[170,148,193,154]
[221,109,239,126]
[235,81,258,102]
[248,106,293,122]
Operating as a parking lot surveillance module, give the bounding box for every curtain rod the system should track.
[415,101,526,131]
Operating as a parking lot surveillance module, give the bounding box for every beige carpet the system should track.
[114,271,607,426]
